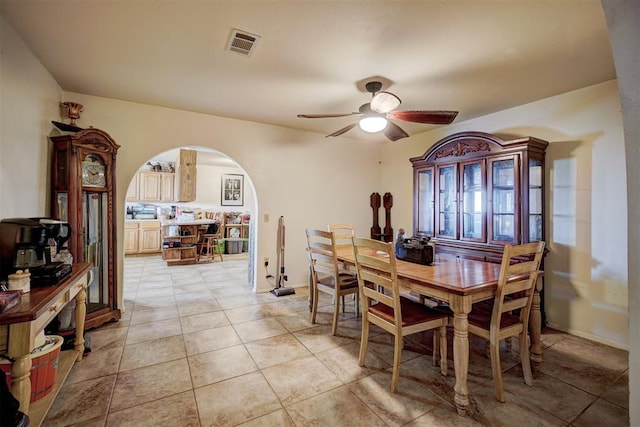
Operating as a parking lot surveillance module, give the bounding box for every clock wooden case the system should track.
[50,128,121,330]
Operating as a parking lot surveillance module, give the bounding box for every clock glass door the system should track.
[83,191,110,314]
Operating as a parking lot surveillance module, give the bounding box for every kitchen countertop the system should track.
[160,219,217,226]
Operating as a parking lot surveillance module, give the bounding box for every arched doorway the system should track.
[122,146,257,298]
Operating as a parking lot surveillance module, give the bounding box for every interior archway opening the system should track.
[121,146,257,308]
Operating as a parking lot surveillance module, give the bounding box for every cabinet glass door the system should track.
[490,158,517,243]
[437,165,457,239]
[529,159,543,241]
[461,161,484,240]
[416,167,434,236]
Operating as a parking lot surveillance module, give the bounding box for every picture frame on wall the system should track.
[221,173,244,206]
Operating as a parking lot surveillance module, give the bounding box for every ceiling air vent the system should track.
[226,29,261,57]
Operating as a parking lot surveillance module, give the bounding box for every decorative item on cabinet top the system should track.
[143,161,175,172]
[51,101,84,132]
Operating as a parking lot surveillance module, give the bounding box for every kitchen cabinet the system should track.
[410,131,548,261]
[124,220,162,254]
[161,173,175,202]
[124,222,140,254]
[50,128,121,330]
[125,172,139,201]
[137,172,175,202]
[138,172,162,201]
[175,149,197,202]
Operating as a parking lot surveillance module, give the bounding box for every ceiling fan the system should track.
[297,81,458,141]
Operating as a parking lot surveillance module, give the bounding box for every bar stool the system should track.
[197,233,224,262]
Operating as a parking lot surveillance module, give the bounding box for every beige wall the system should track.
[0,16,62,218]
[381,80,628,349]
[54,90,382,296]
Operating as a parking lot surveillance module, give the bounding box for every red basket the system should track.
[1,335,63,402]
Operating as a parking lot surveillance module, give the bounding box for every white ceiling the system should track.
[1,1,615,143]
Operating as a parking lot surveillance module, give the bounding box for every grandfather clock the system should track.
[50,128,121,329]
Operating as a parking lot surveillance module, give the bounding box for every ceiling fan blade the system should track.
[387,110,458,124]
[370,91,401,113]
[297,112,359,119]
[326,123,358,138]
[383,121,409,142]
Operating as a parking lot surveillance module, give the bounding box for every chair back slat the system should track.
[352,237,401,328]
[492,241,545,330]
[504,277,533,295]
[328,223,356,242]
[502,297,529,313]
[306,229,340,281]
[505,260,538,276]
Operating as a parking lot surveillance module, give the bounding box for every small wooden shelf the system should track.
[28,350,79,427]
[161,223,199,265]
[223,213,249,238]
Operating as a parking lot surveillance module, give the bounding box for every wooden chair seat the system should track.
[467,307,520,330]
[371,297,449,327]
[316,273,359,290]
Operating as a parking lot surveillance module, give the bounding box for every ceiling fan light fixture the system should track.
[359,116,388,133]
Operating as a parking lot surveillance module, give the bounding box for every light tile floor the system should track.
[44,254,630,426]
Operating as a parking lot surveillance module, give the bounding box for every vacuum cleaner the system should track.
[269,216,295,297]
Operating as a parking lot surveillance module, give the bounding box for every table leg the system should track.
[529,276,543,368]
[8,322,32,413]
[74,285,87,361]
[450,296,472,416]
[308,266,314,311]
[10,355,31,413]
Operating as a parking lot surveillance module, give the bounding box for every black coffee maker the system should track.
[0,218,72,286]
[30,218,72,255]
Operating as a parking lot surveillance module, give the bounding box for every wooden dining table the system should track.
[332,245,544,416]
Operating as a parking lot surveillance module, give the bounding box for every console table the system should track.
[0,263,91,426]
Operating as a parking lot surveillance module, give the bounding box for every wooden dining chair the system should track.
[352,237,448,393]
[467,241,545,402]
[306,229,360,336]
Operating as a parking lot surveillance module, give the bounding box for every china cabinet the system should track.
[410,131,547,261]
[50,128,121,329]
